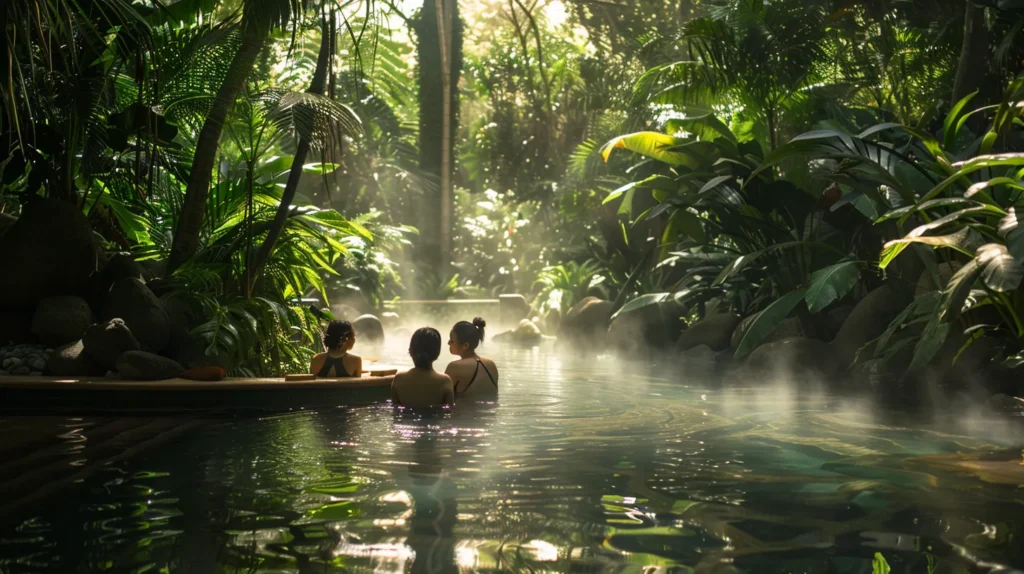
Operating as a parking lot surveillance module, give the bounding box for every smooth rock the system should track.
[731,314,802,350]
[87,252,145,309]
[677,314,741,352]
[493,319,545,346]
[31,295,93,346]
[746,337,837,377]
[561,297,613,347]
[381,311,401,327]
[82,318,141,369]
[832,285,912,367]
[353,314,385,343]
[0,199,100,306]
[47,340,104,377]
[607,301,670,354]
[102,278,170,352]
[115,350,184,381]
[820,305,854,342]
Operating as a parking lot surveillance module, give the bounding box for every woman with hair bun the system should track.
[444,317,499,397]
[310,320,362,378]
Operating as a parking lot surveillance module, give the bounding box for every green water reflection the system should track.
[1,347,1022,573]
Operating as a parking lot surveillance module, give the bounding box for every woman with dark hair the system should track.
[391,327,455,407]
[310,320,362,378]
[444,317,499,397]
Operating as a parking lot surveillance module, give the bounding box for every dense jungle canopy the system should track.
[2,0,1024,390]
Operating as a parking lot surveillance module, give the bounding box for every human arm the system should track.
[391,378,401,405]
[346,354,363,377]
[309,354,325,377]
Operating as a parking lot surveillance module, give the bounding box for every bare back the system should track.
[391,368,455,408]
[445,357,499,398]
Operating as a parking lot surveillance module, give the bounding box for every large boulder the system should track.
[353,314,385,344]
[102,278,170,352]
[0,199,100,306]
[677,314,741,352]
[746,337,837,377]
[832,285,911,367]
[730,314,803,350]
[82,318,140,369]
[607,302,671,354]
[561,297,613,347]
[820,305,854,342]
[30,296,93,346]
[116,350,184,380]
[47,340,104,377]
[87,252,145,310]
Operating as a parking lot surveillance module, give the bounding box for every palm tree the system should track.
[167,0,306,272]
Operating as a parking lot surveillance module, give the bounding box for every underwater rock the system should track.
[746,337,836,377]
[82,318,140,370]
[31,295,93,346]
[48,340,104,377]
[832,284,911,366]
[116,350,184,380]
[102,278,170,353]
[677,314,740,352]
[0,199,100,306]
[561,297,612,347]
[353,314,385,343]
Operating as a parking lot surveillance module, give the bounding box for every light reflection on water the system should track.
[1,343,1023,573]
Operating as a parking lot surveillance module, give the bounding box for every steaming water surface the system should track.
[1,342,1023,573]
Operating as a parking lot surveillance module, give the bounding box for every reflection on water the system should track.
[1,345,1023,573]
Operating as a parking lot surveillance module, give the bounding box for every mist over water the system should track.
[1,337,1022,573]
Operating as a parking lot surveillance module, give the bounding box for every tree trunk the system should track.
[952,2,989,106]
[248,19,333,288]
[415,0,462,272]
[166,23,268,272]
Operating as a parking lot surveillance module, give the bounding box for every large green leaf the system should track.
[735,289,808,360]
[879,227,983,270]
[976,243,1024,292]
[610,293,670,322]
[805,261,859,314]
[1000,207,1024,259]
[601,132,700,168]
[943,90,978,150]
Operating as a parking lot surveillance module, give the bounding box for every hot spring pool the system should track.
[1,343,1022,573]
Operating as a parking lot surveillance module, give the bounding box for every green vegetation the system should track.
[2,0,1024,384]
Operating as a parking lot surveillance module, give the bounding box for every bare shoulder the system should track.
[436,371,454,386]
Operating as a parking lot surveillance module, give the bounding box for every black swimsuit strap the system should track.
[317,355,351,378]
[462,358,496,392]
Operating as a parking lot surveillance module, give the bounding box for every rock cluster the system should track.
[0,343,51,376]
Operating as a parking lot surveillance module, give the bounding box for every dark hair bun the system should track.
[323,320,354,349]
[472,317,486,328]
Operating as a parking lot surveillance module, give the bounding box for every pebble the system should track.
[0,343,51,376]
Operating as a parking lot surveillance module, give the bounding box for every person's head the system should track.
[409,327,442,369]
[449,317,486,356]
[323,320,356,351]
